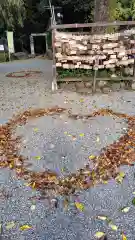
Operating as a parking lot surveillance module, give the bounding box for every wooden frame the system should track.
[30,33,48,56]
[51,21,135,92]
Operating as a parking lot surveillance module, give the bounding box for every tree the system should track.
[38,0,94,23]
[115,0,135,20]
[0,0,26,30]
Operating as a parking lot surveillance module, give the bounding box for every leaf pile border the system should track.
[0,106,135,197]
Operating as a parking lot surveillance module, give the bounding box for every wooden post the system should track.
[52,29,58,91]
[30,35,35,56]
[93,69,97,93]
[45,35,48,52]
[93,57,99,93]
[132,58,135,89]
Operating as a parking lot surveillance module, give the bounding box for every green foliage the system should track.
[38,0,94,23]
[0,52,8,62]
[57,68,116,79]
[114,0,135,20]
[0,0,26,30]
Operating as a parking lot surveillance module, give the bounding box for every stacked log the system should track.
[55,29,135,69]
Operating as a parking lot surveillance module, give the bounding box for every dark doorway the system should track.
[34,36,46,55]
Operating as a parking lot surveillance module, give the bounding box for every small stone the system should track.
[103,87,111,93]
[95,88,102,93]
[49,144,55,149]
[111,82,121,91]
[98,81,107,88]
[125,67,133,76]
[111,74,117,78]
[84,82,92,88]
[51,198,58,208]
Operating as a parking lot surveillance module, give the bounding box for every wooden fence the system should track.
[51,21,135,92]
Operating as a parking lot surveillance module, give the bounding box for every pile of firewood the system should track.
[55,29,135,70]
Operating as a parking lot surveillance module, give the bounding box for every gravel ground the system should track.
[1,59,135,239]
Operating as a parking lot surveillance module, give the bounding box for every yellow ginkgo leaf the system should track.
[20,225,32,231]
[31,182,36,189]
[115,172,125,184]
[108,223,118,231]
[30,205,36,211]
[33,128,38,132]
[75,202,84,211]
[89,155,96,160]
[64,131,68,135]
[133,191,135,195]
[9,162,14,169]
[94,232,105,238]
[35,156,41,160]
[122,233,127,240]
[79,98,84,103]
[102,180,108,184]
[24,182,31,187]
[121,207,130,213]
[119,172,125,178]
[79,133,84,137]
[97,216,107,221]
[6,221,15,230]
[96,137,100,142]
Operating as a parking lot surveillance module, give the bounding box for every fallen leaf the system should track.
[132,197,135,205]
[63,198,69,210]
[102,180,108,184]
[94,232,105,238]
[108,223,118,231]
[72,135,76,141]
[97,216,107,221]
[64,131,68,135]
[75,202,84,211]
[51,198,58,208]
[33,128,38,132]
[35,156,41,160]
[96,137,100,142]
[89,155,96,160]
[79,98,84,103]
[115,172,125,184]
[6,221,15,230]
[24,182,31,187]
[20,225,32,231]
[30,205,36,211]
[119,172,126,178]
[122,233,127,240]
[9,162,14,169]
[121,206,130,213]
[67,134,72,137]
[31,182,36,189]
[79,133,84,137]
[115,176,123,183]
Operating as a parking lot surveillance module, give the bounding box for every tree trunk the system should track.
[93,0,109,33]
[93,0,117,34]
